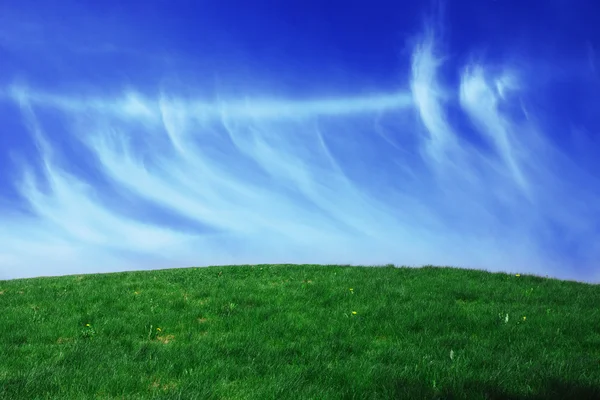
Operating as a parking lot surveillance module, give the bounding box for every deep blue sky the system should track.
[1,0,599,283]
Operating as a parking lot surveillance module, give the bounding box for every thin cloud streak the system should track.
[2,86,413,120]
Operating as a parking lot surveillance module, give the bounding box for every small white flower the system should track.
[505,313,509,323]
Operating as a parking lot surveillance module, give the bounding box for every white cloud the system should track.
[1,27,599,284]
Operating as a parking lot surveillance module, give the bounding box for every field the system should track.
[1,264,599,399]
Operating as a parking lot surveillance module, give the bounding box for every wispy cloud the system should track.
[1,19,599,284]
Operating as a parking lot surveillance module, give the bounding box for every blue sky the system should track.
[1,0,599,283]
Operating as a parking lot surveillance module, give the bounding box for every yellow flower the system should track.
[352,311,357,315]
[515,274,521,277]
[156,327,161,332]
[85,323,90,327]
[522,316,526,321]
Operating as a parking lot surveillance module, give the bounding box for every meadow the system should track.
[1,264,599,399]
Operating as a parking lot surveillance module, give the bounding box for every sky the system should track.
[0,0,599,284]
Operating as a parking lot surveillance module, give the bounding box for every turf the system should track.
[1,264,599,399]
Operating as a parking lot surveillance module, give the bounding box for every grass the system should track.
[0,263,599,400]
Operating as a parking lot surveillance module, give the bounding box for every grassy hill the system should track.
[1,264,599,399]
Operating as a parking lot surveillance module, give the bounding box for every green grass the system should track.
[1,264,599,400]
